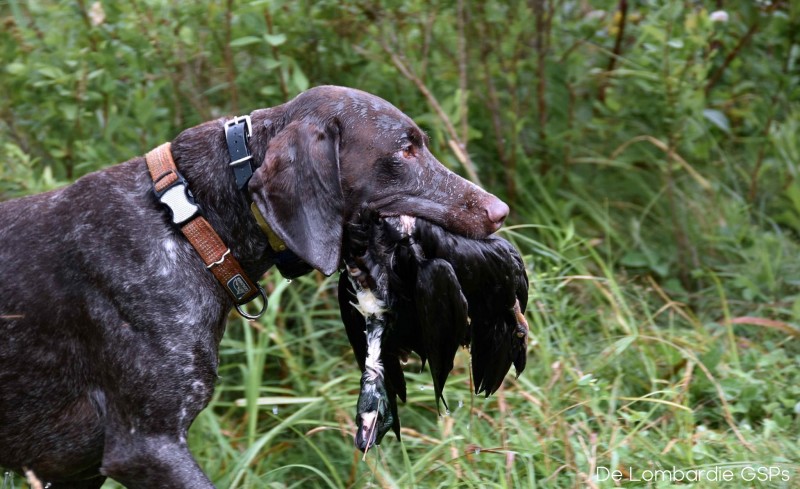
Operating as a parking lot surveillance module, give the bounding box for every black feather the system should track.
[338,274,367,371]
[338,212,529,449]
[414,259,469,412]
[410,219,528,396]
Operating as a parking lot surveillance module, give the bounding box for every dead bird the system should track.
[339,209,529,452]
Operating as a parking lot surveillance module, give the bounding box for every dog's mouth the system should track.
[375,209,488,240]
[365,191,507,239]
[392,212,498,238]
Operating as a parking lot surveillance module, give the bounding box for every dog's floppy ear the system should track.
[249,119,344,275]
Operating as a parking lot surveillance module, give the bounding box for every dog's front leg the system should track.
[100,434,214,489]
[95,309,224,489]
[98,381,218,489]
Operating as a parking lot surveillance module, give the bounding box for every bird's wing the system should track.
[338,273,367,371]
[414,258,469,412]
[449,238,529,397]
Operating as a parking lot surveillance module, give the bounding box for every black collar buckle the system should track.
[224,115,254,190]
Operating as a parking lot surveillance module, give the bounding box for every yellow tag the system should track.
[250,202,287,252]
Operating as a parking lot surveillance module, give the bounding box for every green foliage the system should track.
[2,0,799,487]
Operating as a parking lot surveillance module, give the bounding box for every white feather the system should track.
[353,290,385,318]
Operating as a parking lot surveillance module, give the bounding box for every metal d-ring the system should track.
[235,285,268,320]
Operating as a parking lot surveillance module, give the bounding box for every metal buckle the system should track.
[224,115,255,189]
[228,155,253,167]
[236,285,268,320]
[154,174,199,225]
[224,115,252,139]
[206,249,231,269]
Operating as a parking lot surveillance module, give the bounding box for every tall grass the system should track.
[97,182,798,487]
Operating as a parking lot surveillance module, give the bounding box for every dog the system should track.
[0,85,508,488]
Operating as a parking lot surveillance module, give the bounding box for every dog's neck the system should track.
[167,106,289,281]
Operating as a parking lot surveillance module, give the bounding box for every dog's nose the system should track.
[485,198,509,228]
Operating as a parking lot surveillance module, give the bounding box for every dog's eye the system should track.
[401,144,417,159]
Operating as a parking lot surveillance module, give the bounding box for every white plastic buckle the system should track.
[158,180,199,225]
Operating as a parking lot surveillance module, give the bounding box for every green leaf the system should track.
[6,62,26,75]
[702,109,731,134]
[229,36,261,47]
[263,33,287,46]
[263,58,282,70]
[59,103,78,121]
[292,66,309,92]
[613,336,636,356]
[178,26,195,45]
[37,66,64,79]
[620,251,648,268]
[667,38,684,49]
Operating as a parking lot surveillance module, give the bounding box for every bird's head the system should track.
[355,379,394,453]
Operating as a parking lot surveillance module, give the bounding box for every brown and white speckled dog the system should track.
[0,86,508,488]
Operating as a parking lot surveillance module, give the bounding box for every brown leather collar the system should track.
[145,143,266,319]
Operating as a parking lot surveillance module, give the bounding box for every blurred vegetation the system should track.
[2,0,799,487]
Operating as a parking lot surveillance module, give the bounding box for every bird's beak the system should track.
[357,409,379,458]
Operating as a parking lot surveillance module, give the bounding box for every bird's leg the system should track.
[513,299,529,344]
[510,298,530,378]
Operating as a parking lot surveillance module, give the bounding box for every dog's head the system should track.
[248,86,508,275]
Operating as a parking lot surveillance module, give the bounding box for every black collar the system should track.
[224,116,255,190]
[225,115,314,279]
